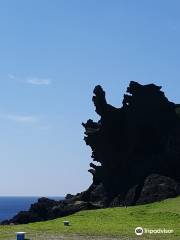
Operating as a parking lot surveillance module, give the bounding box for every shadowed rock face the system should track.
[82,81,180,205]
[2,81,180,225]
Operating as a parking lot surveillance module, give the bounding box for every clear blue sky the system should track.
[0,0,180,196]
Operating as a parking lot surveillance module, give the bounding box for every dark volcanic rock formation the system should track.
[82,82,180,206]
[2,81,180,225]
[137,174,180,204]
[1,196,99,225]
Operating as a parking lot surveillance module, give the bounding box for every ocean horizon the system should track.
[0,196,64,221]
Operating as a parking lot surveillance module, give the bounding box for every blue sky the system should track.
[0,0,180,196]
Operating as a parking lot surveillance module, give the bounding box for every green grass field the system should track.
[0,197,180,240]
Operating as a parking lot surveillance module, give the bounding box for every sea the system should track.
[0,196,64,222]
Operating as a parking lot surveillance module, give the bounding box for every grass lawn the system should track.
[0,197,180,240]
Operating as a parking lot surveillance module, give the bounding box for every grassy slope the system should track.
[0,197,180,240]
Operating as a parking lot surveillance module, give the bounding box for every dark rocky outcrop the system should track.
[137,174,180,204]
[82,81,180,205]
[2,81,180,225]
[1,197,99,225]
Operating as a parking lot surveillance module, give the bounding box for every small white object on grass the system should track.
[63,220,70,226]
[16,232,26,240]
